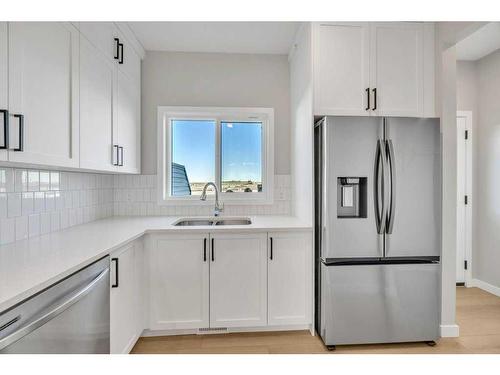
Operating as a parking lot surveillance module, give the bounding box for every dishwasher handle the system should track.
[0,267,109,351]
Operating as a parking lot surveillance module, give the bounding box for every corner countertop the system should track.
[0,215,311,313]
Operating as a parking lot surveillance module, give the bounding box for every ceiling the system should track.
[128,22,301,55]
[456,22,500,61]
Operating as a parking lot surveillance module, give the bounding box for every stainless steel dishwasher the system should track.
[0,256,110,354]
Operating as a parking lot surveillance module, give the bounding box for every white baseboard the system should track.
[440,324,459,337]
[470,278,500,297]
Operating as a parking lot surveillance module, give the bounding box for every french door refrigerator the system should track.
[314,116,441,348]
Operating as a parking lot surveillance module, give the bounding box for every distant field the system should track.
[190,181,262,194]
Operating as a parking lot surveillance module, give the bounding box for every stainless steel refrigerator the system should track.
[314,116,441,348]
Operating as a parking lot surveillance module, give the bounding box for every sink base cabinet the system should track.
[146,230,313,335]
[209,232,268,328]
[148,233,210,331]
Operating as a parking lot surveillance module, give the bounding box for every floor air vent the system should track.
[197,327,228,334]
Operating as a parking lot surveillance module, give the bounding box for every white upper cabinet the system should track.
[314,23,370,116]
[114,69,141,174]
[314,22,434,118]
[268,232,312,326]
[8,22,80,167]
[79,22,142,173]
[370,23,423,117]
[209,232,268,328]
[79,36,115,172]
[0,23,7,162]
[149,233,210,331]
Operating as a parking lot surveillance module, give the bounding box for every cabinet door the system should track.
[78,22,117,62]
[268,232,312,326]
[80,36,116,172]
[370,23,424,117]
[0,23,7,162]
[115,29,141,87]
[314,23,370,116]
[110,242,139,354]
[8,22,79,167]
[114,69,140,173]
[210,232,268,328]
[149,234,209,330]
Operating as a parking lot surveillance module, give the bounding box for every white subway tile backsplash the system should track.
[0,168,114,245]
[15,216,28,241]
[28,170,40,192]
[28,214,40,238]
[8,193,22,218]
[0,217,15,244]
[15,170,28,192]
[112,174,291,217]
[21,192,34,216]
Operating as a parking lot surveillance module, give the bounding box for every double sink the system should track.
[173,217,252,226]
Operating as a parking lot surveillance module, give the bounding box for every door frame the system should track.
[456,110,473,287]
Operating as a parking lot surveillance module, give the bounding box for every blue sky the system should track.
[171,120,262,183]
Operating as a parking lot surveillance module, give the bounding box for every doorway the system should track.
[456,111,472,286]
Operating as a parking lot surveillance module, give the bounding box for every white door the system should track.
[114,69,140,173]
[8,22,79,167]
[268,232,312,326]
[115,28,141,87]
[149,233,209,330]
[210,232,268,328]
[456,113,471,284]
[110,243,138,354]
[0,23,7,161]
[370,22,424,117]
[79,36,116,172]
[314,23,370,116]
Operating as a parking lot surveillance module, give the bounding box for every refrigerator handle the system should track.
[386,139,396,234]
[374,139,388,235]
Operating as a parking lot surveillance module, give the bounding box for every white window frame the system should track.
[157,106,274,205]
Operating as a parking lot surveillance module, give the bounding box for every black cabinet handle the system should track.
[113,145,119,166]
[114,38,120,60]
[118,42,124,64]
[12,114,23,152]
[0,109,8,149]
[270,237,273,260]
[211,238,215,262]
[372,88,377,111]
[111,258,119,288]
[203,238,207,262]
[365,88,370,111]
[118,146,124,166]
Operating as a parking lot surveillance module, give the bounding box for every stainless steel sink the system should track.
[173,217,252,226]
[174,219,214,226]
[214,219,252,226]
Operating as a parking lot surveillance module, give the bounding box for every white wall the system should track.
[141,51,291,176]
[289,23,313,224]
[474,50,500,289]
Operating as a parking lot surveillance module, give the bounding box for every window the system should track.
[158,107,274,205]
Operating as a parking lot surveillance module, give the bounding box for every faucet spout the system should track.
[200,182,224,216]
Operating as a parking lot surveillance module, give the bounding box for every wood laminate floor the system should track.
[131,287,500,354]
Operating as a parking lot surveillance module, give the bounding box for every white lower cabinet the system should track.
[146,230,312,335]
[268,232,312,325]
[209,232,268,328]
[148,233,210,330]
[110,240,144,354]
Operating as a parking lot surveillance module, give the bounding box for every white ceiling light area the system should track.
[128,22,301,55]
[456,22,500,61]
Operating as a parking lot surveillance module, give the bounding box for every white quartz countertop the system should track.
[0,215,311,312]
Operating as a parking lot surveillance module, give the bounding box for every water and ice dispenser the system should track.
[337,177,367,218]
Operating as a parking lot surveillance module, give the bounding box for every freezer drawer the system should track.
[319,262,440,346]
